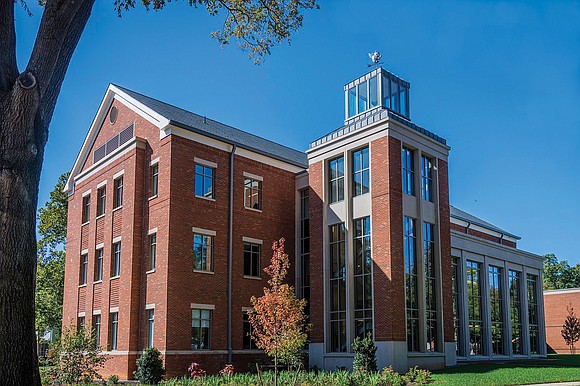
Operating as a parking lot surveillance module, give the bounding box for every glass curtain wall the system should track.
[329,224,347,352]
[489,266,504,355]
[353,217,372,338]
[467,261,483,355]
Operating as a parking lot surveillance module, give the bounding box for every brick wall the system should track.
[308,161,324,344]
[544,291,580,353]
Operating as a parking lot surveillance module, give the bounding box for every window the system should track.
[82,195,90,223]
[191,309,211,350]
[244,178,262,210]
[110,312,118,350]
[348,87,356,118]
[93,315,101,348]
[97,186,106,216]
[243,242,260,277]
[329,223,346,352]
[195,164,214,199]
[424,222,438,352]
[193,234,213,272]
[95,249,103,281]
[328,157,344,203]
[243,311,256,349]
[113,177,123,209]
[400,86,409,117]
[111,242,121,277]
[357,80,368,114]
[452,257,462,356]
[381,76,391,109]
[80,254,88,285]
[78,316,85,332]
[149,234,157,271]
[391,79,399,112]
[352,147,370,196]
[299,190,310,319]
[147,309,155,348]
[150,163,159,197]
[467,260,483,356]
[404,217,419,352]
[527,274,540,354]
[509,270,523,355]
[402,147,415,195]
[369,76,378,108]
[421,156,433,202]
[353,217,372,338]
[489,266,504,355]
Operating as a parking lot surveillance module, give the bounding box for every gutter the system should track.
[227,144,237,364]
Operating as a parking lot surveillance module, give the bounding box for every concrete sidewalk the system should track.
[523,383,580,386]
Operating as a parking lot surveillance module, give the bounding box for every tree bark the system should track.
[0,0,95,384]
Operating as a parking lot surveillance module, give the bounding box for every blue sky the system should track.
[15,1,580,263]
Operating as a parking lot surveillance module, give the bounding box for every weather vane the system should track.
[368,51,383,68]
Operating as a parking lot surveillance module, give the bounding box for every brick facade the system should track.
[544,290,580,353]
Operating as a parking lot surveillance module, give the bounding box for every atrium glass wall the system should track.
[352,147,370,196]
[509,270,523,355]
[467,261,483,355]
[424,223,438,352]
[489,266,504,355]
[452,257,462,356]
[353,217,372,338]
[404,217,419,352]
[329,223,346,352]
[299,189,310,319]
[528,274,540,354]
[329,157,344,203]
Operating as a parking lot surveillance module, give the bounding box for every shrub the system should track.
[106,374,120,385]
[377,366,403,386]
[402,366,432,385]
[219,364,235,376]
[134,347,165,384]
[188,362,206,379]
[351,332,377,372]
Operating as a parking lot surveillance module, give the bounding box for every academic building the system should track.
[62,65,546,379]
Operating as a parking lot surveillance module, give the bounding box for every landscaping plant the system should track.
[352,332,378,372]
[134,347,165,384]
[188,363,206,379]
[562,304,580,354]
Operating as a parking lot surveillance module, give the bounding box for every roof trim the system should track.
[450,205,521,240]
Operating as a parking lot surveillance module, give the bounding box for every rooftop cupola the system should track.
[344,52,410,122]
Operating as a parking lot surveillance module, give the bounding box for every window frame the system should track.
[243,311,257,350]
[404,216,419,352]
[191,308,212,350]
[243,242,261,278]
[352,147,370,197]
[111,242,121,277]
[95,248,103,282]
[195,164,215,199]
[96,186,106,217]
[80,253,88,285]
[421,155,433,202]
[113,176,123,209]
[402,147,415,196]
[150,163,159,198]
[93,315,101,349]
[328,156,345,203]
[82,195,91,224]
[110,312,118,351]
[149,233,157,271]
[193,233,214,272]
[244,177,262,211]
[147,309,155,348]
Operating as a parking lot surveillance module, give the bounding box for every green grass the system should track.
[431,354,580,386]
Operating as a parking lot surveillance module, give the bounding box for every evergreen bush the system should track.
[134,347,165,384]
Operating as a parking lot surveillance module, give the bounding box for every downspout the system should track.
[499,233,504,245]
[227,144,237,364]
[465,221,471,235]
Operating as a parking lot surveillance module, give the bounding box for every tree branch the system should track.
[0,0,19,92]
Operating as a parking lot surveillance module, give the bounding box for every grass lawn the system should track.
[431,354,580,386]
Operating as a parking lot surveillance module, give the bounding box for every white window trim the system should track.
[194,157,217,169]
[110,307,119,313]
[242,307,254,312]
[190,303,215,310]
[146,303,155,310]
[112,236,122,244]
[95,243,104,250]
[96,180,107,189]
[77,312,86,317]
[82,189,92,197]
[148,227,158,235]
[93,309,101,315]
[242,236,263,245]
[113,170,125,179]
[243,172,263,182]
[81,249,89,255]
[150,157,160,166]
[193,227,217,237]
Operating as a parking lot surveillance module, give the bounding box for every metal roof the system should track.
[114,85,308,169]
[450,205,520,240]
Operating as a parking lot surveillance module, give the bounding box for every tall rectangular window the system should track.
[467,260,483,355]
[110,312,118,351]
[78,316,85,331]
[509,270,523,355]
[391,80,399,112]
[527,274,540,354]
[299,190,310,318]
[93,315,101,348]
[113,176,123,209]
[244,178,262,210]
[352,147,370,196]
[369,76,378,108]
[150,163,159,197]
[80,254,88,285]
[147,309,155,348]
[243,242,260,278]
[328,157,344,203]
[112,242,121,277]
[381,76,391,109]
[357,80,368,113]
[404,217,419,352]
[402,147,415,196]
[353,217,372,338]
[452,257,462,356]
[195,164,214,199]
[149,233,157,271]
[191,309,211,350]
[400,86,409,117]
[82,195,90,223]
[243,311,256,349]
[97,186,106,216]
[329,223,346,352]
[193,234,213,272]
[348,87,356,118]
[424,222,438,352]
[421,156,433,202]
[94,248,103,281]
[489,265,504,355]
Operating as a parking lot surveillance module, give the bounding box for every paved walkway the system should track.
[524,383,580,386]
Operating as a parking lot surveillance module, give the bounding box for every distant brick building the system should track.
[544,288,580,353]
[63,66,546,379]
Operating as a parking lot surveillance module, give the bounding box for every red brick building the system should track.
[544,288,580,353]
[63,66,546,379]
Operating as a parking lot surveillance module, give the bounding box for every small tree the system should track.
[50,324,108,384]
[248,238,308,385]
[134,347,165,384]
[562,304,580,354]
[352,332,377,372]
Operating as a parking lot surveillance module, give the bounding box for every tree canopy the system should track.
[543,254,580,290]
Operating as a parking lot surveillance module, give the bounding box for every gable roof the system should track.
[450,205,520,240]
[112,84,308,168]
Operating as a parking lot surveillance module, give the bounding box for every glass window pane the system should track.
[369,76,378,108]
[358,81,368,113]
[348,87,356,117]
